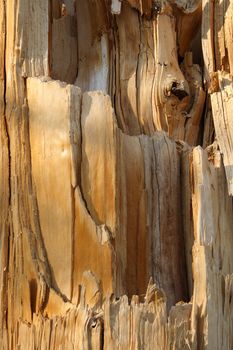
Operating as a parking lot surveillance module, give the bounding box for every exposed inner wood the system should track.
[1,0,233,349]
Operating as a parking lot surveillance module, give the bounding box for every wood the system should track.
[0,0,233,349]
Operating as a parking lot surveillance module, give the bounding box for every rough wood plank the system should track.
[28,77,81,299]
[210,72,233,195]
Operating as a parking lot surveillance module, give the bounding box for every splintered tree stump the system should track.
[0,0,233,349]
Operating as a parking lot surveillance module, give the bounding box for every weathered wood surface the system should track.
[202,0,233,195]
[0,0,233,349]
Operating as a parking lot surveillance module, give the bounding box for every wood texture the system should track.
[0,0,233,349]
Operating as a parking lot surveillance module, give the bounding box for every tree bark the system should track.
[0,0,233,349]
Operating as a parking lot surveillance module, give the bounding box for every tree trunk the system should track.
[0,0,233,348]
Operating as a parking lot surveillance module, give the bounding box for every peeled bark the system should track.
[0,0,233,349]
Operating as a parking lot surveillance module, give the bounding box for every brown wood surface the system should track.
[0,0,233,349]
